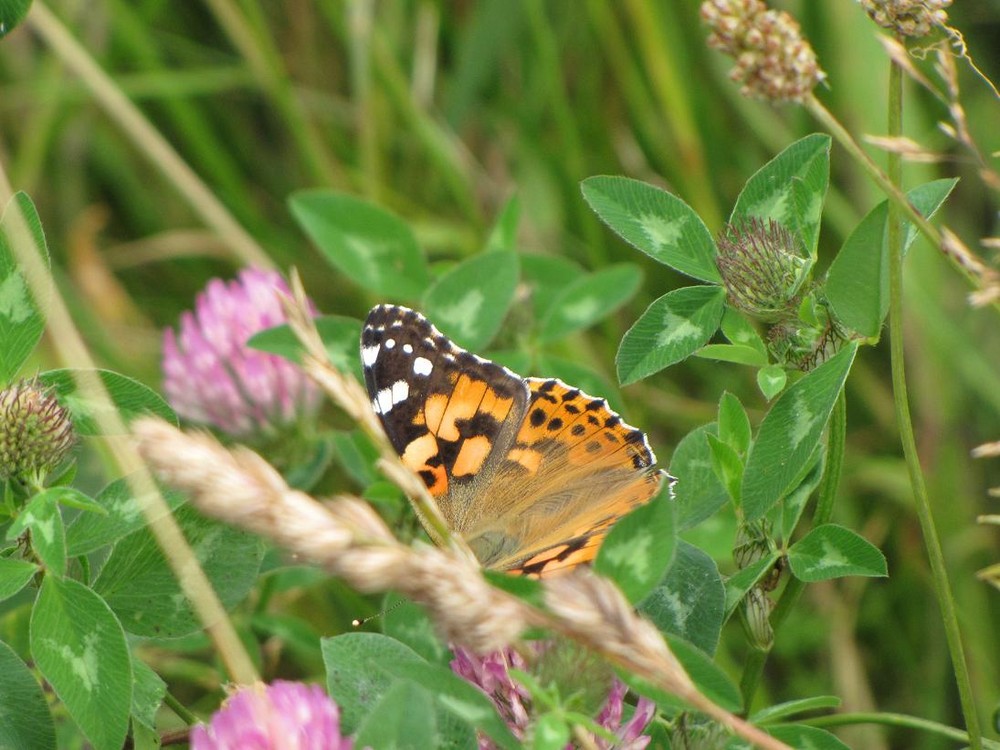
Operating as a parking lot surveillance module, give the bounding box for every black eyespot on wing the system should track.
[625,430,646,445]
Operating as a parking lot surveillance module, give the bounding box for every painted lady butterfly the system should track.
[361,305,666,577]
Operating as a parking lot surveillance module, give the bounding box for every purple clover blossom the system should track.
[451,645,654,750]
[163,268,320,437]
[451,646,533,742]
[594,678,656,750]
[190,680,353,750]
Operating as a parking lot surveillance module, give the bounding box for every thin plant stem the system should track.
[26,2,272,270]
[162,690,199,726]
[803,712,995,748]
[346,0,380,200]
[523,2,607,266]
[739,391,847,711]
[0,166,259,688]
[623,0,722,231]
[804,94,942,246]
[202,0,342,186]
[805,93,1000,319]
[885,57,983,749]
[737,635,767,715]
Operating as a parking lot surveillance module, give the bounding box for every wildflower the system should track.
[860,0,951,38]
[162,268,320,437]
[452,645,532,742]
[451,643,654,749]
[190,680,353,750]
[701,0,824,102]
[595,678,657,750]
[715,218,810,321]
[0,377,75,485]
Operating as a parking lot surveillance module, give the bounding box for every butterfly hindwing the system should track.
[464,378,663,575]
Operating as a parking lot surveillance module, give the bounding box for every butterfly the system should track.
[360,305,666,577]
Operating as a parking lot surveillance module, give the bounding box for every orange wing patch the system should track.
[400,431,448,497]
[435,374,488,441]
[412,376,518,493]
[452,435,492,477]
[518,379,655,472]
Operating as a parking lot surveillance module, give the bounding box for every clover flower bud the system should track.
[744,588,775,649]
[0,378,75,484]
[860,0,951,38]
[701,0,824,102]
[716,218,810,322]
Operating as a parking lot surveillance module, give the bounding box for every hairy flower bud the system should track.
[0,378,75,484]
[716,218,810,321]
[767,308,848,371]
[743,587,775,649]
[701,0,824,102]
[733,521,774,570]
[860,0,951,38]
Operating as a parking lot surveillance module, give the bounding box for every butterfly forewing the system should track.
[361,305,529,519]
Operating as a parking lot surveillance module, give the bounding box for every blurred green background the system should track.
[1,2,998,747]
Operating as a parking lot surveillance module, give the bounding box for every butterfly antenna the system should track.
[352,597,406,627]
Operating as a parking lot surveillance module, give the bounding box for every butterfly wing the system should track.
[460,377,664,577]
[361,305,529,540]
[361,305,664,578]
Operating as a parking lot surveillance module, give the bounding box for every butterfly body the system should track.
[361,304,664,577]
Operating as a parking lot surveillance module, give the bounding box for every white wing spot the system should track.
[414,357,433,376]
[392,380,409,405]
[403,343,413,354]
[362,344,380,367]
[385,338,396,349]
[377,388,394,414]
[376,381,410,413]
[371,398,381,414]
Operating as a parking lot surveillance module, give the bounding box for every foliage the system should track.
[1,2,999,749]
